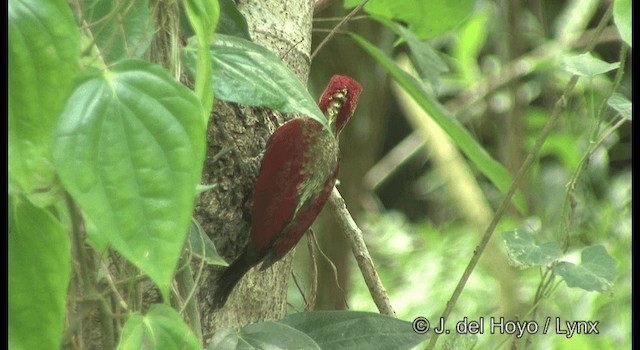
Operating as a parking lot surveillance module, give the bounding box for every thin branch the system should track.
[311,0,369,61]
[313,15,369,23]
[327,188,396,317]
[291,271,310,308]
[98,258,129,310]
[312,224,349,308]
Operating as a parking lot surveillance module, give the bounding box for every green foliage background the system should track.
[9,0,630,349]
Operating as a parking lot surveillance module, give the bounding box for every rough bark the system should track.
[194,0,315,337]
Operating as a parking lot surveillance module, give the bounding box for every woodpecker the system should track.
[212,75,362,309]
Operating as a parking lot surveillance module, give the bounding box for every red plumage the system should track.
[213,75,362,309]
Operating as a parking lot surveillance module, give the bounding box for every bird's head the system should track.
[318,75,362,136]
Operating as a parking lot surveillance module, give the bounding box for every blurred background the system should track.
[291,0,631,349]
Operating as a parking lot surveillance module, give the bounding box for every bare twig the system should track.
[327,188,396,317]
[311,225,349,308]
[291,271,309,308]
[311,0,369,61]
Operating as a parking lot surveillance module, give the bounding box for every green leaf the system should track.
[84,0,155,64]
[208,322,321,350]
[9,0,79,206]
[52,59,205,300]
[118,305,200,350]
[554,245,616,293]
[375,17,448,89]
[184,0,220,122]
[613,0,631,47]
[217,0,251,40]
[350,32,528,215]
[453,10,490,85]
[185,0,220,41]
[187,218,228,266]
[279,311,429,350]
[560,53,620,77]
[345,0,476,39]
[9,195,71,350]
[607,92,632,120]
[501,228,563,269]
[182,34,329,130]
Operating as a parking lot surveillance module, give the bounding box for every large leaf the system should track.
[345,0,476,39]
[52,59,205,300]
[9,195,71,349]
[118,305,200,350]
[207,322,321,350]
[182,34,329,130]
[9,0,79,205]
[554,245,616,293]
[83,0,155,64]
[350,32,528,214]
[279,311,429,350]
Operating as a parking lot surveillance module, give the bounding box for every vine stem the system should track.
[425,4,613,349]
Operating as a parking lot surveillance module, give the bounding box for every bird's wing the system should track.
[249,118,310,251]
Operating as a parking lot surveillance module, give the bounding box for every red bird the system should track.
[213,75,362,309]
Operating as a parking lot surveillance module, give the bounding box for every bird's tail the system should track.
[212,249,256,310]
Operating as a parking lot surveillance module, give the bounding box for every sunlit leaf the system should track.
[344,0,476,39]
[52,59,205,300]
[9,195,71,350]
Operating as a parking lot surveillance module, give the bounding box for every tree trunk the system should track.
[194,0,315,337]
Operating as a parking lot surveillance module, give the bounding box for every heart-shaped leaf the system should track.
[52,59,205,300]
